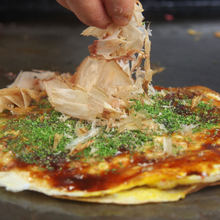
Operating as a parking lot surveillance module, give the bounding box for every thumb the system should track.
[103,0,135,26]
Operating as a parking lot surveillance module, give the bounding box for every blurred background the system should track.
[0,0,220,21]
[0,0,220,91]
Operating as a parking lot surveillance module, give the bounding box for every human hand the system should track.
[56,0,134,28]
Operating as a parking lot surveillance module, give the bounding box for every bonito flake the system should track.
[0,1,152,121]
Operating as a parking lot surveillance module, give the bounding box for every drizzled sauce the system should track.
[1,134,219,193]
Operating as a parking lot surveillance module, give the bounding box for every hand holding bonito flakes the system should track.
[56,0,135,28]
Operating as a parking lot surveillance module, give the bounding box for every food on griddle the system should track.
[214,32,220,38]
[0,1,219,204]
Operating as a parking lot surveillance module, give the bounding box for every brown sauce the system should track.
[0,138,219,192]
[0,126,219,192]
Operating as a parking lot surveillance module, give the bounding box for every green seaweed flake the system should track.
[79,129,153,159]
[130,93,220,133]
[2,109,79,169]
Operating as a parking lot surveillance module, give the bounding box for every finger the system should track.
[103,0,135,26]
[56,0,70,10]
[65,0,111,28]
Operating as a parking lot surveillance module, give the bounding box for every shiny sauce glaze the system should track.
[0,128,219,192]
